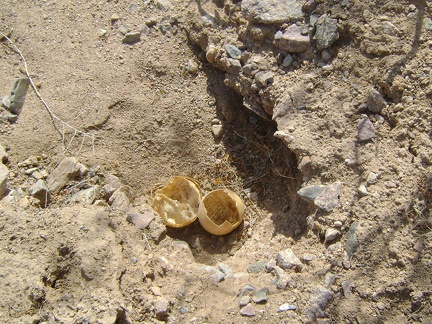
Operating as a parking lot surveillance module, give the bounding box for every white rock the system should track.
[358,184,369,196]
[325,228,340,243]
[366,172,378,184]
[276,248,303,271]
[212,124,224,139]
[274,130,294,144]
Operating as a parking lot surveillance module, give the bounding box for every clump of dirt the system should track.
[1,0,432,323]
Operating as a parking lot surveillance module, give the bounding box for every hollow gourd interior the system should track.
[203,190,241,225]
[152,177,201,227]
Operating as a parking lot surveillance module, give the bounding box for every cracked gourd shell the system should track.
[198,189,245,235]
[152,176,202,228]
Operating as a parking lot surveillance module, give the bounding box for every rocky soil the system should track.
[1,0,432,323]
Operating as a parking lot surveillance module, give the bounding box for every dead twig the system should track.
[1,32,95,155]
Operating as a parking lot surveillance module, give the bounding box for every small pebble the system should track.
[239,303,255,317]
[186,59,199,74]
[252,288,269,304]
[239,295,251,307]
[341,280,351,298]
[99,29,107,37]
[247,260,267,274]
[358,184,369,196]
[366,172,378,184]
[111,13,120,23]
[122,32,141,44]
[217,263,233,278]
[384,181,397,189]
[325,228,340,243]
[302,253,314,262]
[277,303,297,312]
[225,44,241,59]
[211,124,224,139]
[333,221,343,227]
[282,54,293,67]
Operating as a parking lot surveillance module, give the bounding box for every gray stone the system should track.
[47,157,85,193]
[282,54,293,67]
[324,228,341,243]
[346,221,359,257]
[275,24,311,52]
[341,280,351,298]
[30,179,51,206]
[277,303,297,312]
[298,182,342,212]
[252,287,269,304]
[276,248,303,272]
[225,44,241,59]
[315,14,339,49]
[247,260,267,274]
[5,78,30,115]
[367,88,387,113]
[239,303,255,316]
[314,182,342,212]
[70,186,100,205]
[255,71,274,87]
[357,116,375,141]
[324,272,336,287]
[241,0,303,24]
[127,212,156,229]
[122,32,141,44]
[305,285,334,319]
[0,163,9,197]
[202,266,225,283]
[239,284,257,297]
[239,295,251,307]
[298,185,326,201]
[217,263,234,278]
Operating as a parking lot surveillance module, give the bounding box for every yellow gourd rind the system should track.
[198,189,245,235]
[152,176,202,228]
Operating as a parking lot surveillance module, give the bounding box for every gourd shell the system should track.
[198,189,245,235]
[152,176,202,228]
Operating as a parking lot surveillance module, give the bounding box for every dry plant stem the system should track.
[1,32,95,154]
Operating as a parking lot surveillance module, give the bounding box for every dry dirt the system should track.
[1,0,432,323]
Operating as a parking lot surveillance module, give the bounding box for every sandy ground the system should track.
[1,0,431,323]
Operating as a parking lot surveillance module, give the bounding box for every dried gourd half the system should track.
[152,176,202,228]
[198,189,245,235]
